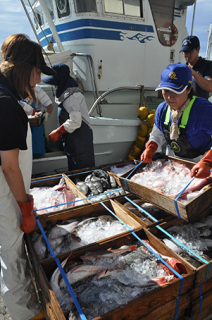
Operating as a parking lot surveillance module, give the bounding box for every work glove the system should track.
[190,149,212,178]
[49,125,67,142]
[140,140,158,163]
[42,112,49,123]
[18,196,36,233]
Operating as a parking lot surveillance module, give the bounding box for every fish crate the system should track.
[112,196,175,228]
[118,155,212,222]
[30,173,90,217]
[25,197,143,276]
[148,207,212,288]
[63,160,138,204]
[31,228,195,320]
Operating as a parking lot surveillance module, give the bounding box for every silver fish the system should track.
[47,221,78,240]
[60,265,102,289]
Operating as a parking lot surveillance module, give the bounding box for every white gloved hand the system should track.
[43,112,49,123]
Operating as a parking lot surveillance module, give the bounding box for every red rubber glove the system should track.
[140,140,158,163]
[48,125,67,142]
[18,196,36,233]
[190,149,212,178]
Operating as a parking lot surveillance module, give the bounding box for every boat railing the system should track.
[88,85,145,116]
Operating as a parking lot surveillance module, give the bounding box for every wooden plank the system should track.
[190,289,212,320]
[112,197,175,229]
[138,291,191,320]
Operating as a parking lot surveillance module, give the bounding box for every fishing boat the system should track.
[20,0,196,175]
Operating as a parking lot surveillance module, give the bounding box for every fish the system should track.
[130,159,212,202]
[50,255,69,295]
[32,234,47,260]
[47,221,79,240]
[81,245,137,263]
[163,238,183,254]
[171,176,212,199]
[59,265,102,289]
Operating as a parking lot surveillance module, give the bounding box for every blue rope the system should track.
[199,295,203,312]
[123,178,130,192]
[174,177,196,219]
[126,161,143,179]
[34,187,124,214]
[174,296,180,320]
[36,219,87,320]
[198,284,203,313]
[124,196,159,223]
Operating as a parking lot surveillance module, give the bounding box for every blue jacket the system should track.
[154,96,212,154]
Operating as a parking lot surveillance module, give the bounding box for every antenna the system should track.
[190,0,197,35]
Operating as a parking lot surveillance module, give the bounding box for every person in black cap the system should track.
[180,35,212,99]
[140,63,212,177]
[42,63,95,171]
[0,34,54,320]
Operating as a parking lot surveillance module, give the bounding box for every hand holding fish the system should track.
[190,149,212,178]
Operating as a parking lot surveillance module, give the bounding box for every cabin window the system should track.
[35,13,44,28]
[56,0,70,18]
[105,0,143,17]
[75,0,97,13]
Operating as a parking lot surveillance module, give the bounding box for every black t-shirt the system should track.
[0,74,28,151]
[192,57,212,99]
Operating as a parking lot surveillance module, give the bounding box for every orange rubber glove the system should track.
[140,140,158,163]
[18,197,36,233]
[48,125,67,142]
[190,149,212,178]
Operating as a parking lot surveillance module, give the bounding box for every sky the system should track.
[0,0,211,58]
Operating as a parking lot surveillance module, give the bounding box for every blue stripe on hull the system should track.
[38,18,155,45]
[42,18,154,34]
[39,28,155,46]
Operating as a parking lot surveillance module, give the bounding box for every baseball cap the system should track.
[155,63,192,94]
[180,35,200,53]
[4,36,55,76]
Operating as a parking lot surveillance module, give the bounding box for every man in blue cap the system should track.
[140,63,212,177]
[180,35,212,99]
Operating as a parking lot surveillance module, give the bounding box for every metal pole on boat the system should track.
[38,0,64,52]
[19,0,41,44]
[190,0,197,35]
[206,24,212,60]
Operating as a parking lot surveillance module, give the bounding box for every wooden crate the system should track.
[64,163,133,204]
[118,156,212,222]
[189,279,212,320]
[31,228,195,320]
[25,197,143,276]
[31,173,90,217]
[149,207,212,287]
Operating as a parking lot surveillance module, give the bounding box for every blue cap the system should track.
[155,63,192,94]
[180,35,200,53]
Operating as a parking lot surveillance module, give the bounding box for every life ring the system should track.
[171,24,178,46]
